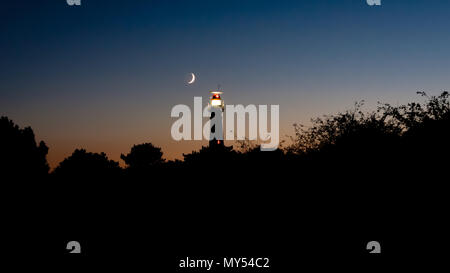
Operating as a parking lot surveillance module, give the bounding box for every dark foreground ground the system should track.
[4,159,448,271]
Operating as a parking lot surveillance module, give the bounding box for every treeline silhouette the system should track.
[2,92,449,260]
[2,92,448,180]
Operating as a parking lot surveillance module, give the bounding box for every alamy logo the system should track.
[66,241,81,253]
[67,0,81,6]
[366,0,381,6]
[366,241,381,253]
[171,96,280,151]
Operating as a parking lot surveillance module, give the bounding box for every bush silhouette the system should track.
[121,143,164,170]
[0,116,49,179]
[53,149,121,180]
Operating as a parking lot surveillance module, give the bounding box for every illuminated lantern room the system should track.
[208,90,225,148]
[210,91,224,109]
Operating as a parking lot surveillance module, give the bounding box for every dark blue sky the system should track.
[1,0,450,166]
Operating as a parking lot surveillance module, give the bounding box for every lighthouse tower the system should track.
[208,90,225,148]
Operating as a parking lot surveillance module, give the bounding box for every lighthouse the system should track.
[208,90,225,148]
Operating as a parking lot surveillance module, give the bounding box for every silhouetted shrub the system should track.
[286,101,402,156]
[0,116,49,179]
[121,143,164,169]
[53,149,121,180]
[284,91,450,177]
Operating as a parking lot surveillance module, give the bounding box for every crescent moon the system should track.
[187,73,196,84]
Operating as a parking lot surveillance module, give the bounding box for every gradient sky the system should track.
[1,0,450,168]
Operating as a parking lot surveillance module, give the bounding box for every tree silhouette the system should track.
[380,91,450,171]
[183,143,236,166]
[0,116,49,179]
[286,101,402,156]
[53,149,121,180]
[121,143,164,169]
[283,91,450,185]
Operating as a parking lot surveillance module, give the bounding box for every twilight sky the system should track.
[1,0,450,167]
